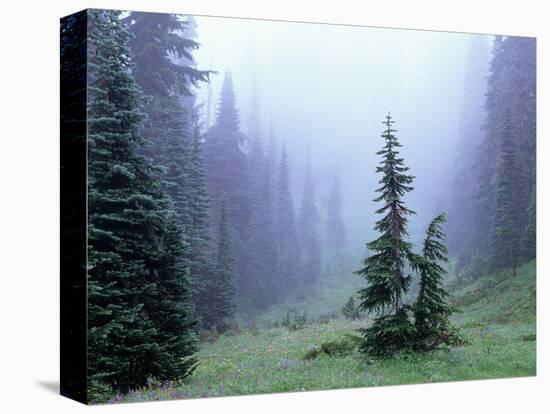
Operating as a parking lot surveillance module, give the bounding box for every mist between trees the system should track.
[61,10,535,398]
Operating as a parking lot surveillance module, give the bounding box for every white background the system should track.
[0,0,546,412]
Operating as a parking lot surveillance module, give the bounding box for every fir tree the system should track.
[490,111,524,276]
[355,113,418,357]
[342,296,361,320]
[327,171,347,253]
[126,11,210,163]
[245,147,278,307]
[413,214,461,351]
[446,36,491,255]
[276,144,301,293]
[186,123,219,329]
[159,102,192,222]
[214,200,237,326]
[86,9,197,392]
[472,36,535,269]
[299,148,321,285]
[241,86,269,304]
[127,12,209,98]
[127,11,219,328]
[150,208,199,379]
[204,71,250,295]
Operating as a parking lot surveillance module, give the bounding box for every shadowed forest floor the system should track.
[114,260,536,403]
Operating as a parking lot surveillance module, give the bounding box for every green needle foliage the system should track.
[213,200,237,328]
[413,214,462,351]
[359,308,416,358]
[356,114,462,358]
[490,111,524,276]
[126,11,225,331]
[355,113,419,357]
[86,9,197,393]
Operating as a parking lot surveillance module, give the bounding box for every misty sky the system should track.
[189,15,492,252]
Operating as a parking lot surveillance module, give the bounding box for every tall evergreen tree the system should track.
[299,148,321,285]
[242,84,269,304]
[126,12,209,163]
[471,37,507,258]
[490,111,524,276]
[471,35,535,270]
[355,113,419,357]
[247,141,278,306]
[276,144,301,293]
[413,214,461,351]
[126,10,210,180]
[214,200,237,325]
[186,123,218,329]
[204,71,250,296]
[127,12,208,98]
[446,36,490,256]
[86,9,197,392]
[126,11,218,327]
[172,15,201,115]
[327,171,347,253]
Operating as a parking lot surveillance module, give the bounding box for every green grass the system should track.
[114,260,536,403]
[451,260,536,325]
[246,254,364,327]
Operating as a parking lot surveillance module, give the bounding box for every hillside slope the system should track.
[114,261,536,403]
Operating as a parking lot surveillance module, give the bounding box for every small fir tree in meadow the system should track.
[355,113,419,357]
[342,296,361,320]
[413,214,462,351]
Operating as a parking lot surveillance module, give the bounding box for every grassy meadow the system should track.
[113,260,536,403]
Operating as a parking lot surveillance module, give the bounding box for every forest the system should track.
[60,10,536,402]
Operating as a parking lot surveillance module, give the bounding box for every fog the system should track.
[191,15,492,253]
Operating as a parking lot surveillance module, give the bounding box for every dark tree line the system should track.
[203,74,348,313]
[448,35,536,279]
[85,10,199,393]
[75,10,348,395]
[81,10,238,395]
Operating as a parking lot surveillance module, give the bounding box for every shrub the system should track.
[88,380,115,404]
[303,334,360,359]
[281,311,308,331]
[318,312,338,324]
[321,340,355,356]
[219,318,240,336]
[198,326,219,343]
[247,320,260,336]
[304,345,322,360]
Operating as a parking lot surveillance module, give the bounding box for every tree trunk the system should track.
[391,201,402,315]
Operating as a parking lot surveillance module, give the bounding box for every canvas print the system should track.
[60,9,536,405]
